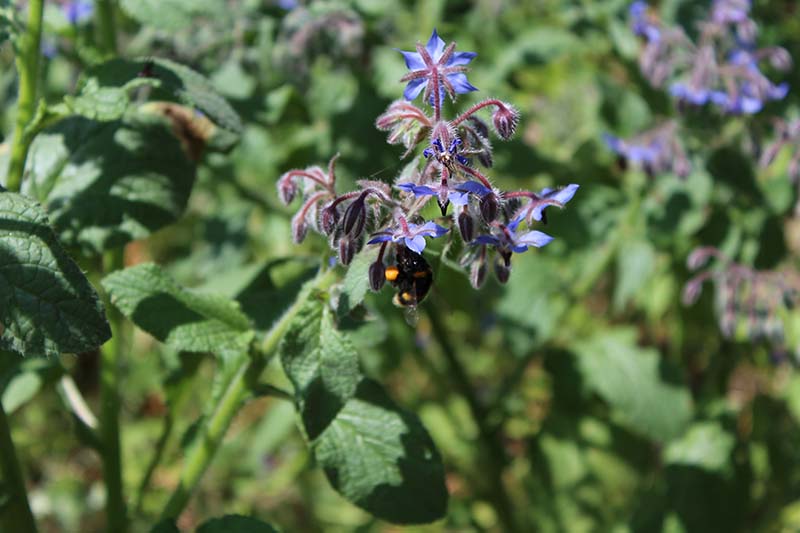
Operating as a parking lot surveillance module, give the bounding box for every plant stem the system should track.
[0,398,38,533]
[426,305,520,533]
[96,0,118,55]
[100,248,127,532]
[6,0,45,193]
[158,269,336,520]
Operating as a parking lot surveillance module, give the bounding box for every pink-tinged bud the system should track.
[480,193,499,222]
[494,256,511,284]
[492,103,519,140]
[470,257,487,289]
[277,176,297,205]
[369,260,386,291]
[320,204,340,235]
[339,237,355,266]
[687,247,717,270]
[458,211,475,242]
[291,211,308,243]
[681,278,704,306]
[342,197,366,238]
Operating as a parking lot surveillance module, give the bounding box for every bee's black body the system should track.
[386,245,433,307]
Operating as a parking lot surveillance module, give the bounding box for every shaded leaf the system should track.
[197,515,278,533]
[664,421,735,474]
[0,192,111,357]
[102,263,253,354]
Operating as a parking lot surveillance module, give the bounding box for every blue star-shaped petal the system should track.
[398,29,478,106]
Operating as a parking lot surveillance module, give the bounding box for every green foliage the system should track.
[279,299,448,524]
[0,191,110,357]
[23,111,196,255]
[196,515,279,533]
[102,263,254,355]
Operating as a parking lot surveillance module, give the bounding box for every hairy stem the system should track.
[6,0,45,192]
[451,98,505,127]
[158,269,337,520]
[96,0,118,55]
[0,396,38,533]
[100,248,128,532]
[426,304,520,533]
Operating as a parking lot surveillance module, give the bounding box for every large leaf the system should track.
[0,192,111,357]
[196,515,278,533]
[120,0,228,32]
[23,112,196,255]
[572,329,693,442]
[101,263,253,354]
[278,299,447,524]
[80,57,243,134]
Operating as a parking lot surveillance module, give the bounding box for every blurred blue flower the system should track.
[398,29,478,105]
[630,1,660,42]
[367,220,449,254]
[474,218,553,254]
[710,0,751,24]
[63,0,93,25]
[603,133,663,164]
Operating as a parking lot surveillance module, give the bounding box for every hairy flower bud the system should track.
[492,104,519,140]
[342,196,367,238]
[339,236,355,266]
[480,193,499,222]
[320,204,340,235]
[277,176,298,205]
[494,256,511,284]
[470,257,487,289]
[369,260,386,291]
[291,211,308,243]
[458,211,475,242]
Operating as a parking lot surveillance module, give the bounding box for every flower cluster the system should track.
[683,247,800,344]
[630,0,791,115]
[603,121,690,177]
[278,29,578,301]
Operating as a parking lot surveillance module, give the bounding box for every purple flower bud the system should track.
[291,211,308,243]
[369,260,386,291]
[480,193,499,222]
[278,178,297,205]
[339,237,355,265]
[681,278,704,305]
[492,104,519,140]
[687,246,719,270]
[470,257,487,289]
[494,256,511,284]
[342,196,367,238]
[458,211,475,242]
[320,204,340,235]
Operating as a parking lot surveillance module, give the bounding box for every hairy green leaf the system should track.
[23,112,196,255]
[102,263,253,354]
[572,329,693,441]
[278,299,447,524]
[0,192,111,357]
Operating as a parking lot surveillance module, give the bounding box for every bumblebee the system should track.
[385,245,433,308]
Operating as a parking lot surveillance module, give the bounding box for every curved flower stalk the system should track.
[278,29,579,302]
[630,0,791,115]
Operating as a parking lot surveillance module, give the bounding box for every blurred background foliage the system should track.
[4,0,800,531]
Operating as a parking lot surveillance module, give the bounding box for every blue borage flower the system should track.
[367,220,449,254]
[473,218,554,254]
[398,29,478,106]
[603,122,690,177]
[63,0,93,25]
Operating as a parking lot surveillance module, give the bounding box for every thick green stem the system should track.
[158,269,336,520]
[0,398,38,533]
[100,248,127,532]
[6,0,45,192]
[427,306,520,533]
[96,0,117,55]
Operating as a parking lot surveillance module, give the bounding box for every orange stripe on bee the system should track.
[412,271,430,279]
[385,266,399,281]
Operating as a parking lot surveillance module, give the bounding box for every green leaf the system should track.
[278,299,447,524]
[336,245,379,316]
[572,329,693,441]
[63,79,129,121]
[101,263,253,354]
[1,356,62,413]
[81,57,243,134]
[196,515,278,533]
[0,192,111,357]
[23,112,196,255]
[149,519,180,533]
[120,0,228,31]
[613,240,656,310]
[664,421,735,474]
